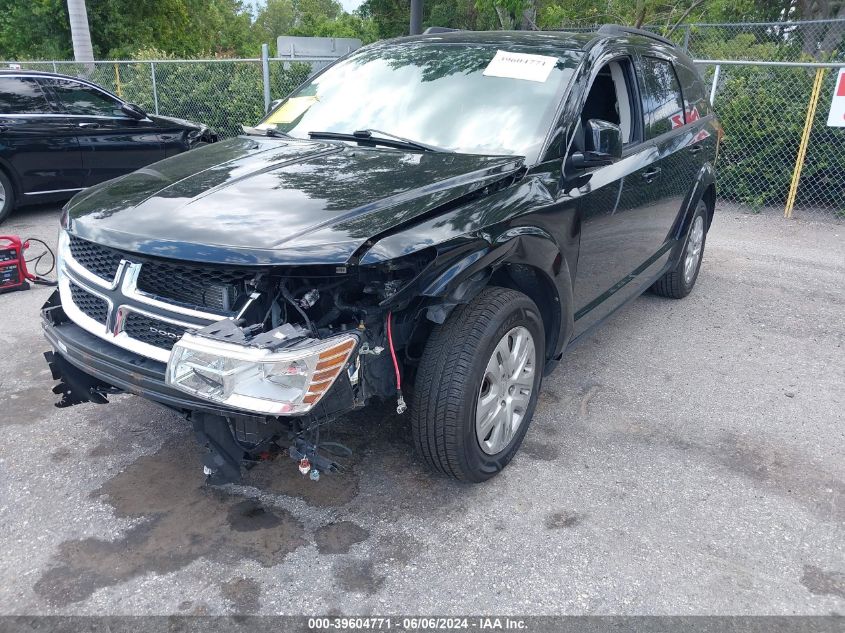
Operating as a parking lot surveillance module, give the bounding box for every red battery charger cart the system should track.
[0,235,56,293]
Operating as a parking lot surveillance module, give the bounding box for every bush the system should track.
[117,48,312,138]
[714,63,845,212]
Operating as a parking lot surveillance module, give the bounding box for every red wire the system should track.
[386,311,401,390]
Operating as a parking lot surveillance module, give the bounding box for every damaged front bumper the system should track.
[41,292,361,484]
[41,291,358,419]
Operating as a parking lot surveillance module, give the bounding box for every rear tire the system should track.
[411,287,545,482]
[651,199,708,299]
[0,170,14,224]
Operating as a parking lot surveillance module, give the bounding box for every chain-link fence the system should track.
[3,20,844,219]
[560,19,845,62]
[682,20,845,62]
[4,57,331,138]
[700,60,844,219]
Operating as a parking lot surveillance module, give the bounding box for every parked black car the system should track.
[0,70,217,222]
[42,26,720,484]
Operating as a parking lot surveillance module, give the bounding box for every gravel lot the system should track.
[0,203,842,615]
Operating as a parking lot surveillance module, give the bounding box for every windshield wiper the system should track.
[308,129,451,153]
[241,125,290,138]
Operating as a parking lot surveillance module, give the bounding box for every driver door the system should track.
[38,77,165,186]
[569,56,652,335]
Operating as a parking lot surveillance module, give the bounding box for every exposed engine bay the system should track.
[165,267,415,485]
[44,240,436,486]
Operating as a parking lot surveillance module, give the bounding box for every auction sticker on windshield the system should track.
[483,50,558,82]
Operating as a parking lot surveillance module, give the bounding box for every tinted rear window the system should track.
[43,79,123,116]
[638,57,685,139]
[674,61,713,119]
[0,77,53,114]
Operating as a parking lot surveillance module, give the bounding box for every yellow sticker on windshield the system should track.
[262,96,318,125]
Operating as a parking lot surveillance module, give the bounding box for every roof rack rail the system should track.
[423,26,461,34]
[597,24,676,47]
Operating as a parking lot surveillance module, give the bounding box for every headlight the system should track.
[166,331,358,415]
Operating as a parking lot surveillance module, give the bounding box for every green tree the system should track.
[0,0,73,59]
[253,0,297,45]
[253,0,375,45]
[88,0,257,57]
[0,0,257,59]
[358,0,412,39]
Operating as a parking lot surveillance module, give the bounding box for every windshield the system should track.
[258,41,581,161]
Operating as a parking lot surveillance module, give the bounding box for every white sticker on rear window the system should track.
[482,50,558,83]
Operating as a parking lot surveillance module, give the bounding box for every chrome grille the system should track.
[58,231,231,363]
[136,261,248,312]
[122,312,188,351]
[67,234,251,311]
[68,234,124,282]
[68,281,109,325]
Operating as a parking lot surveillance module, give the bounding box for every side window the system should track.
[43,79,124,117]
[0,77,53,114]
[674,61,712,121]
[578,57,639,148]
[638,56,685,139]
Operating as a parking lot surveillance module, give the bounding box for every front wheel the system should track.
[411,287,545,482]
[0,170,14,224]
[651,199,708,299]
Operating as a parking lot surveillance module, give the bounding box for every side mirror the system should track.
[566,119,622,171]
[586,119,622,158]
[121,102,147,120]
[268,99,284,113]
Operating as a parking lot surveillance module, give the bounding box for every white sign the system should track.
[483,50,557,83]
[827,68,845,127]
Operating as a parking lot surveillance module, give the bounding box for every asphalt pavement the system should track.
[0,203,842,615]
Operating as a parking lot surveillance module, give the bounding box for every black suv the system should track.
[42,27,719,484]
[0,70,217,222]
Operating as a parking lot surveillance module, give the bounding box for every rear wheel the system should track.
[0,170,14,224]
[411,287,545,482]
[651,199,708,299]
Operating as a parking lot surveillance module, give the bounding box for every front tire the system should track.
[651,199,708,299]
[411,287,545,482]
[0,170,14,224]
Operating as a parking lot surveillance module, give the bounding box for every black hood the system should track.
[65,136,524,266]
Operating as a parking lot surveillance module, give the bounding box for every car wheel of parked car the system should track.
[0,170,14,223]
[411,287,545,482]
[651,199,708,299]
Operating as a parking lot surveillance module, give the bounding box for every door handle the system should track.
[641,167,662,180]
[78,122,101,129]
[689,144,704,155]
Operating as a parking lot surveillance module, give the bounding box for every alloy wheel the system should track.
[684,215,704,285]
[475,326,536,455]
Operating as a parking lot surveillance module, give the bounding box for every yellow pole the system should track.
[114,63,122,98]
[785,68,826,218]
